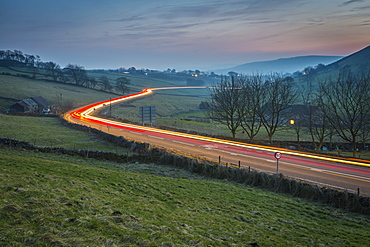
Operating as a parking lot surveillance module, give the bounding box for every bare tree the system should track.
[207,76,244,138]
[57,69,69,83]
[44,61,61,82]
[24,54,35,67]
[259,74,298,143]
[299,88,332,150]
[26,55,38,79]
[65,64,87,86]
[52,94,75,114]
[359,121,370,151]
[88,77,97,89]
[238,74,264,140]
[116,77,131,95]
[99,75,112,92]
[307,102,333,150]
[317,71,370,157]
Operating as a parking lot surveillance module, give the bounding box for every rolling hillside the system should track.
[215,55,342,75]
[295,45,370,88]
[325,45,370,71]
[0,74,117,112]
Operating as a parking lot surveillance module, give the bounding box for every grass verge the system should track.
[1,146,370,246]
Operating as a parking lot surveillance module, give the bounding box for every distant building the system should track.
[30,96,51,113]
[283,104,320,127]
[9,96,51,114]
[10,99,38,113]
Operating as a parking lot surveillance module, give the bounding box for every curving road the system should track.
[65,87,370,196]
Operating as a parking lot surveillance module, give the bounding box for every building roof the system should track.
[21,98,38,106]
[10,101,26,109]
[30,96,51,107]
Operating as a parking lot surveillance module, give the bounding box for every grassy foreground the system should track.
[1,146,370,246]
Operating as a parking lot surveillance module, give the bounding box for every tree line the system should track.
[207,71,370,157]
[0,49,217,91]
[0,49,130,95]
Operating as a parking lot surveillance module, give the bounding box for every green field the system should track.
[0,114,127,153]
[1,146,370,246]
[87,71,181,91]
[108,89,208,118]
[0,74,117,111]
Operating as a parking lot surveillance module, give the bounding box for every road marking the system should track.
[171,140,195,146]
[219,150,239,156]
[216,148,370,183]
[236,153,274,163]
[203,144,220,150]
[150,136,164,140]
[310,168,323,172]
[282,162,370,182]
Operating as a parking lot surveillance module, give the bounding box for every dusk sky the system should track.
[2,0,370,70]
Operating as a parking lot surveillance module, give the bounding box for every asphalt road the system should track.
[66,87,370,196]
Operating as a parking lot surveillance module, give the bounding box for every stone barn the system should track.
[9,99,38,113]
[30,96,51,113]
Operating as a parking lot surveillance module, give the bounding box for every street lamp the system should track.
[290,119,300,144]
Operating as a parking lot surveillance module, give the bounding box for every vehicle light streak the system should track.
[281,161,370,183]
[284,156,370,175]
[67,87,370,168]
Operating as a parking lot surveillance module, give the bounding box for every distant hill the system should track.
[215,55,342,75]
[325,45,370,71]
[290,45,370,91]
[297,45,370,81]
